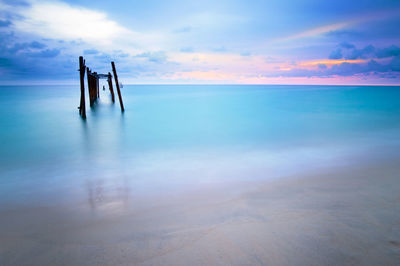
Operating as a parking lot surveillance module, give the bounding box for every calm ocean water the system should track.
[1,85,400,205]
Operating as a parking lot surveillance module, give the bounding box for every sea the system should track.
[1,84,400,207]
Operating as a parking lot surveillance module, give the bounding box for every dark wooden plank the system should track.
[94,72,99,99]
[97,74,109,78]
[86,67,92,106]
[87,68,96,107]
[108,72,115,103]
[111,62,124,112]
[79,56,86,119]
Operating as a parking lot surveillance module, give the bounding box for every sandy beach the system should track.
[1,156,400,265]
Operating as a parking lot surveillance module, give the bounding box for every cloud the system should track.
[30,41,46,49]
[339,42,355,49]
[267,43,400,79]
[329,48,343,59]
[0,57,13,67]
[93,53,112,63]
[4,41,47,54]
[376,45,400,58]
[84,49,99,55]
[240,51,251,56]
[300,59,366,67]
[328,62,363,76]
[0,0,164,81]
[0,0,399,84]
[114,50,129,58]
[390,55,400,71]
[0,0,164,56]
[325,29,362,39]
[346,45,375,59]
[170,70,236,82]
[278,8,400,42]
[329,44,400,60]
[27,48,60,58]
[173,26,192,33]
[0,20,11,27]
[0,30,69,80]
[8,0,133,47]
[0,47,70,80]
[211,46,227,52]
[267,56,400,79]
[180,47,194,53]
[280,22,349,41]
[1,0,29,6]
[135,51,168,63]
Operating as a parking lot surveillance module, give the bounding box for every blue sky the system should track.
[0,0,399,84]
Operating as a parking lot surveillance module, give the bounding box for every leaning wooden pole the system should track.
[111,61,124,112]
[79,56,86,119]
[107,72,115,103]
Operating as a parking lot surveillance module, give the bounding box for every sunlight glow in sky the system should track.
[0,0,399,84]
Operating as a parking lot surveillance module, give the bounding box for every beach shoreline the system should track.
[1,156,400,265]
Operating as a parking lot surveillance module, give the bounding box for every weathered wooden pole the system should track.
[88,72,91,104]
[90,74,94,105]
[107,72,115,102]
[87,68,96,107]
[92,72,96,100]
[94,72,99,99]
[91,74,96,105]
[86,67,91,106]
[111,61,124,112]
[79,56,86,119]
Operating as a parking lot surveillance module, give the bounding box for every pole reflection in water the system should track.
[86,175,131,213]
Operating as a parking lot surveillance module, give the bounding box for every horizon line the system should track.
[0,83,399,87]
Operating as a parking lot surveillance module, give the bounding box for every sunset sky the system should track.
[0,0,399,84]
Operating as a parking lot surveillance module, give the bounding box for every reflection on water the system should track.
[87,179,104,210]
[86,174,131,213]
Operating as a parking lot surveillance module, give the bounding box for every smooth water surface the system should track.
[1,85,400,206]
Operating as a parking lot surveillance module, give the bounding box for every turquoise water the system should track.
[1,85,400,204]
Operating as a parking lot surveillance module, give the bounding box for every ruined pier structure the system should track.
[78,56,124,119]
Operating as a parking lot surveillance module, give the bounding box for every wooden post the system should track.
[90,74,94,105]
[86,67,91,106]
[92,72,95,100]
[107,72,115,102]
[92,74,96,104]
[87,68,96,107]
[96,78,100,98]
[88,68,93,106]
[111,61,124,112]
[79,56,86,119]
[94,72,99,99]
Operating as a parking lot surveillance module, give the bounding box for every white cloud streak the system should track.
[2,0,162,52]
[276,8,400,42]
[14,1,128,44]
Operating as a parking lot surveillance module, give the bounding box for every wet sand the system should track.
[1,160,400,265]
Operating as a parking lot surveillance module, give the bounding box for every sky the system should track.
[0,0,400,85]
